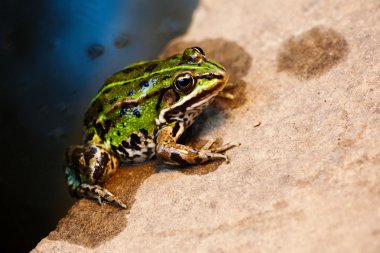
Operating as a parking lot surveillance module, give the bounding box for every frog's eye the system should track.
[174,72,196,94]
[182,47,205,64]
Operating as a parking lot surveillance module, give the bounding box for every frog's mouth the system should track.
[157,72,228,125]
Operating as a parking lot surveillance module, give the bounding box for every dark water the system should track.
[0,0,198,251]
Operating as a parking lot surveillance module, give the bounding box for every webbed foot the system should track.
[200,139,240,163]
[156,124,240,165]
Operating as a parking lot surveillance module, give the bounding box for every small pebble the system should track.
[253,120,261,127]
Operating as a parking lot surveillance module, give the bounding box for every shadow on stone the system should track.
[48,162,156,248]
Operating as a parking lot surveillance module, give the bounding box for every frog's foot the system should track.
[77,184,127,209]
[201,140,240,163]
[217,82,236,100]
[218,91,234,100]
[156,125,240,166]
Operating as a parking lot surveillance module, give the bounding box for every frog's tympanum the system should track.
[65,47,239,208]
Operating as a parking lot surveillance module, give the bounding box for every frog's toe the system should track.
[211,142,241,153]
[200,139,217,150]
[217,91,235,100]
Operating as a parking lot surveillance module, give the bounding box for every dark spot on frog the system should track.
[163,89,179,107]
[87,43,105,60]
[140,128,149,138]
[198,73,224,80]
[84,131,95,143]
[120,107,127,117]
[97,105,103,113]
[48,161,157,248]
[170,152,190,165]
[145,63,158,73]
[277,26,348,80]
[95,120,111,140]
[128,137,141,150]
[90,147,97,154]
[110,145,118,154]
[133,107,141,118]
[102,88,111,94]
[122,140,130,149]
[130,133,141,145]
[114,33,130,49]
[161,39,252,111]
[143,147,155,158]
[139,80,150,88]
[83,147,97,169]
[153,129,158,140]
[162,75,171,81]
[92,152,109,180]
[109,98,117,104]
[172,122,181,137]
[122,67,134,75]
[118,145,129,158]
[127,90,134,96]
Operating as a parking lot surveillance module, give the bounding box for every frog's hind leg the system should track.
[65,144,126,208]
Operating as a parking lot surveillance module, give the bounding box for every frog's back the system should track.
[83,55,183,162]
[101,54,182,88]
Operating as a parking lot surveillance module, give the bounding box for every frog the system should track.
[65,47,239,208]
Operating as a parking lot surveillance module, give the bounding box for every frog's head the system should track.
[158,47,228,128]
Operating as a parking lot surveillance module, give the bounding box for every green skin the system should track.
[65,47,239,208]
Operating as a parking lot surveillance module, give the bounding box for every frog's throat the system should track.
[157,79,226,125]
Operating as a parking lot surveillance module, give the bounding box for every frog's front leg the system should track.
[155,124,239,165]
[65,144,126,208]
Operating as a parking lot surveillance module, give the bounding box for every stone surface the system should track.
[33,0,380,252]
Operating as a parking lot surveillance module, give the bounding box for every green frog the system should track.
[65,47,239,208]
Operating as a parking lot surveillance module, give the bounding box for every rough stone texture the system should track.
[34,0,380,252]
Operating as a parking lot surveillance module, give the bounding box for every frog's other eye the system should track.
[174,72,196,94]
[182,47,205,64]
[192,47,205,56]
